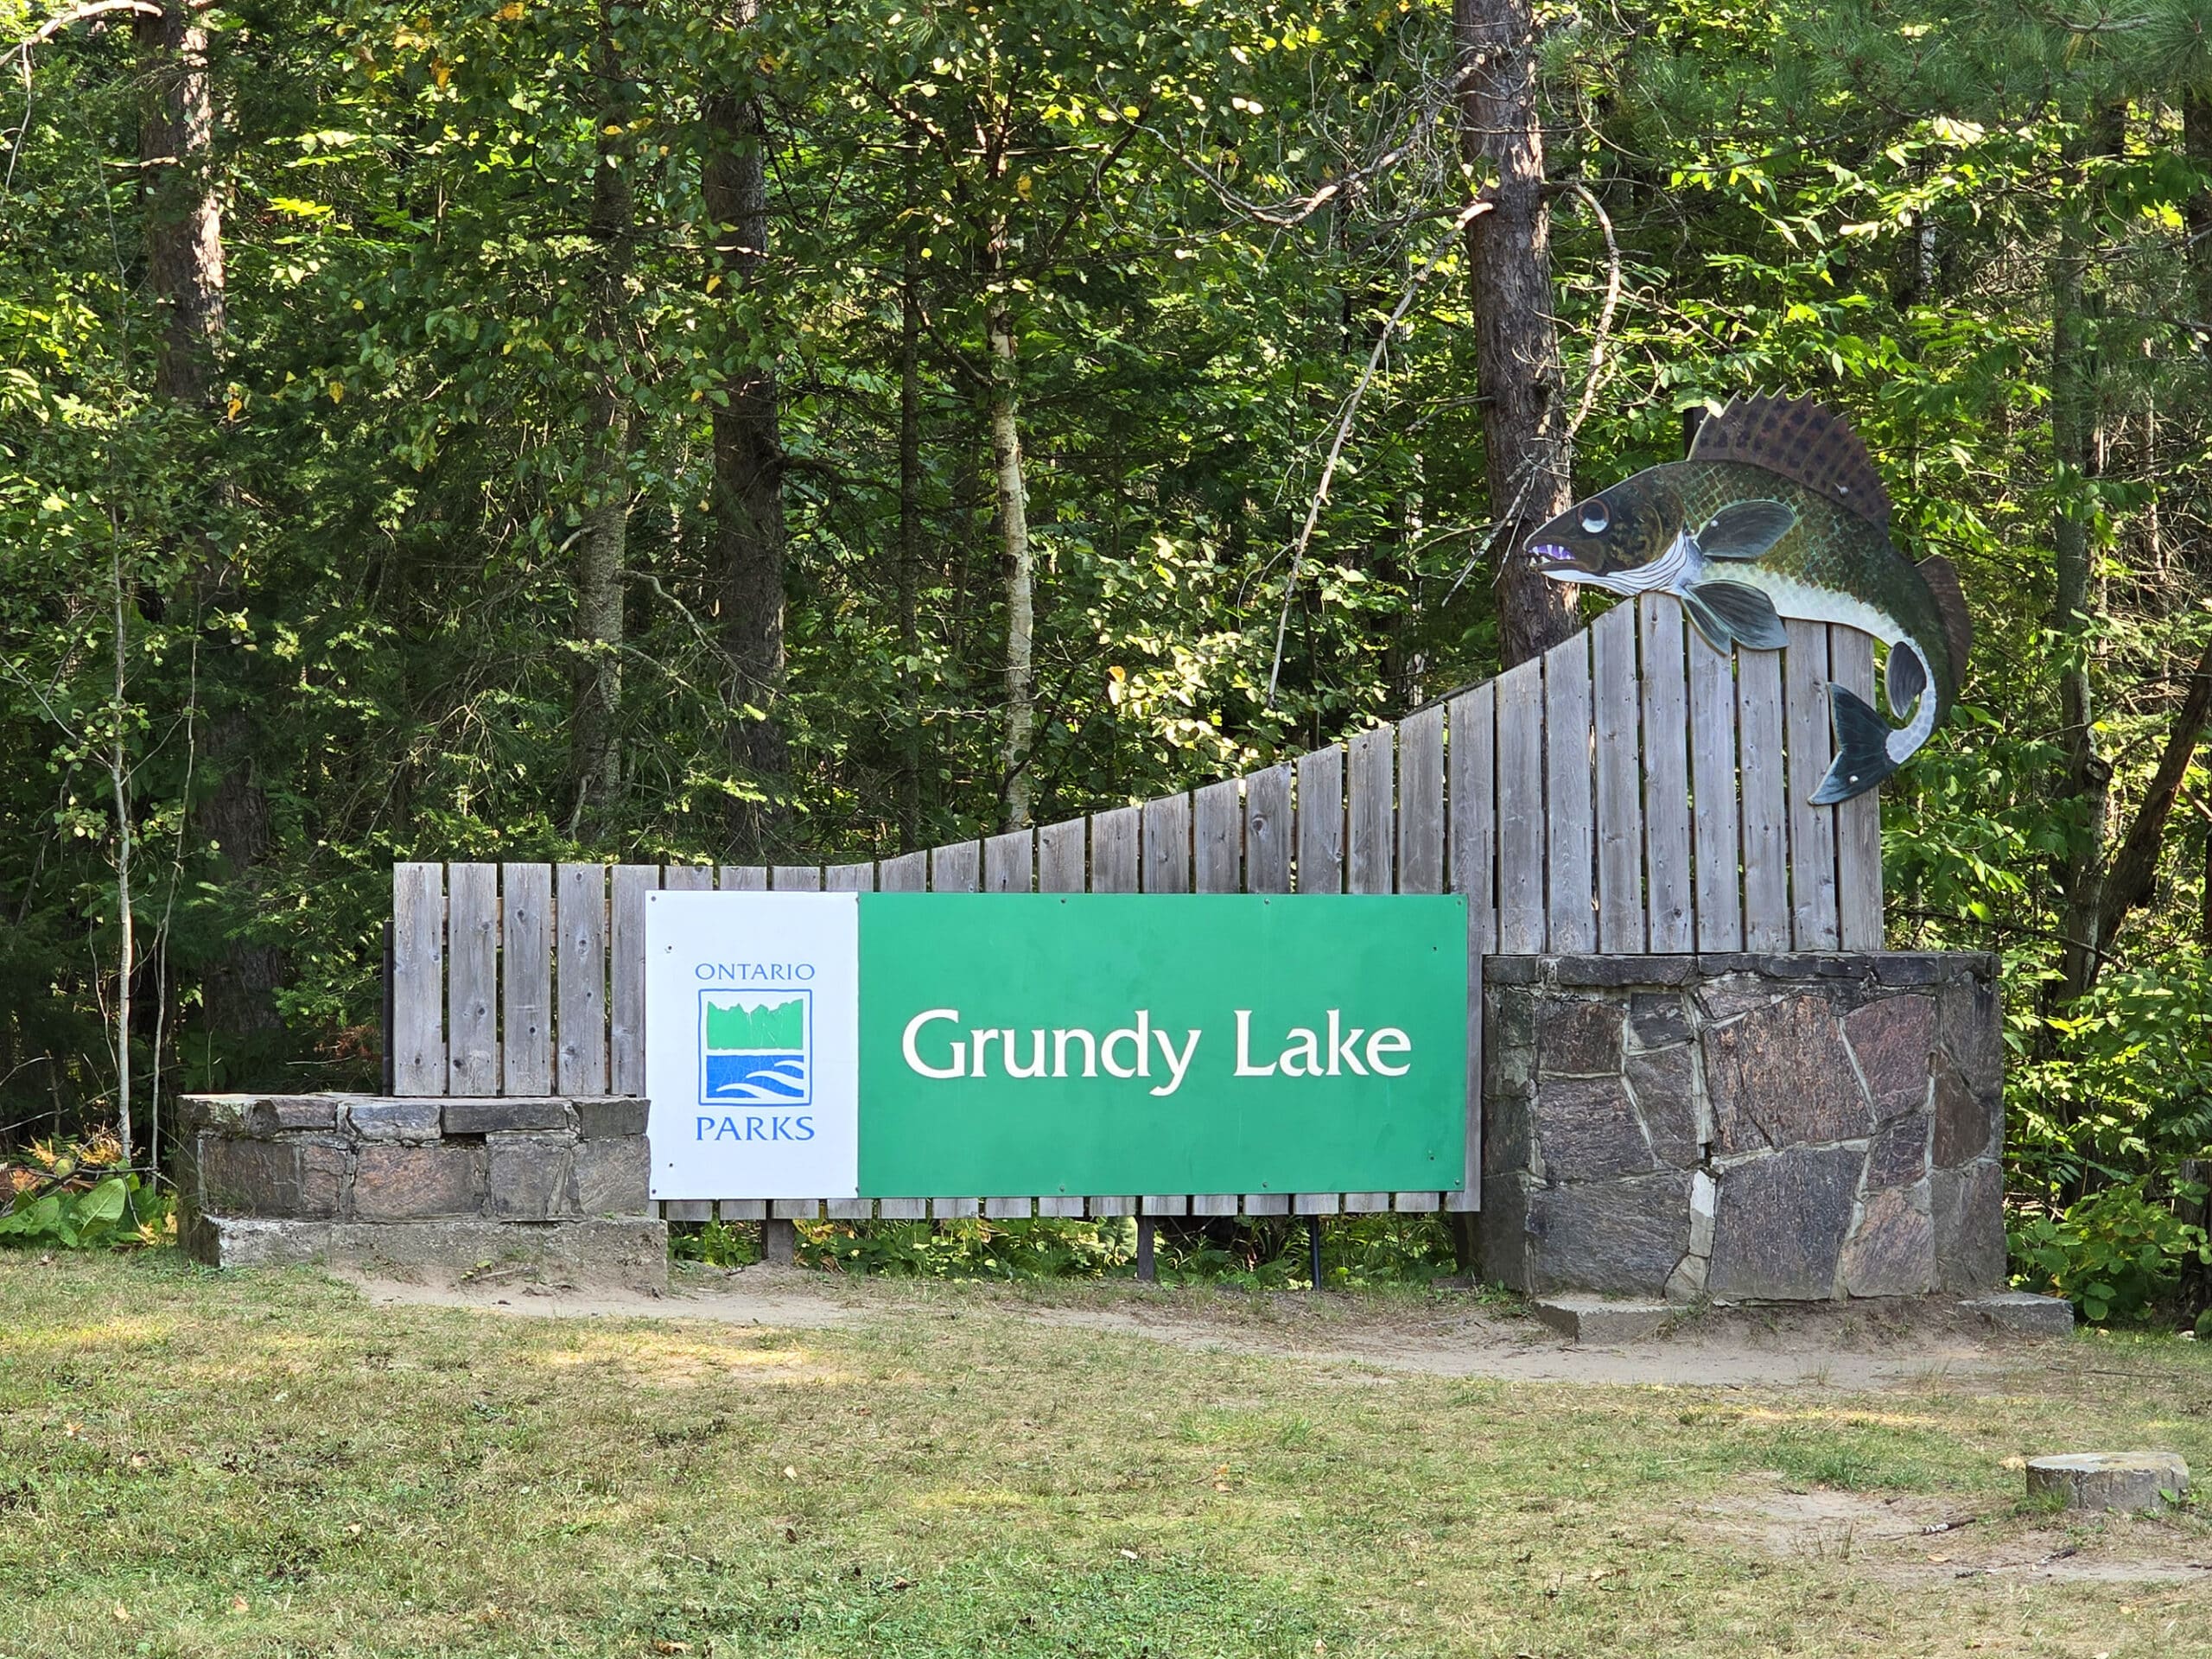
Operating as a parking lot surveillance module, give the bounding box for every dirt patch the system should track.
[1689,1472,2212,1584]
[352,1266,2012,1390]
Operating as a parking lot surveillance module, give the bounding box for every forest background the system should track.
[7,0,2212,1313]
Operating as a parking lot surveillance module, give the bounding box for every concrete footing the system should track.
[184,1215,669,1290]
[2026,1452,2189,1512]
[1961,1291,2074,1338]
[1532,1295,1671,1344]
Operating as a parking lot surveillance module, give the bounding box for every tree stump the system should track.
[2025,1452,2189,1512]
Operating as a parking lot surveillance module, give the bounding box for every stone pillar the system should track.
[1479,953,2004,1301]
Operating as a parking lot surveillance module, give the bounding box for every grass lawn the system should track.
[4,1255,2212,1657]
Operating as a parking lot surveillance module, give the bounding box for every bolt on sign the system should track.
[645,892,1469,1201]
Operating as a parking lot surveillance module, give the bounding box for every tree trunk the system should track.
[898,230,925,852]
[987,285,1035,831]
[2051,105,2123,1006]
[136,4,282,1058]
[701,12,786,857]
[2096,632,2212,957]
[1452,0,1578,670]
[569,4,635,836]
[136,1,222,405]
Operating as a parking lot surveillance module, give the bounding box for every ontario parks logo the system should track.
[696,988,813,1108]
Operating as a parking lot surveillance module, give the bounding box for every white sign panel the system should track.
[644,892,860,1200]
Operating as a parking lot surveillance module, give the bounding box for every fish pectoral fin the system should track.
[1680,589,1737,653]
[1812,683,1899,804]
[1885,639,1929,714]
[1688,581,1787,651]
[1696,499,1798,560]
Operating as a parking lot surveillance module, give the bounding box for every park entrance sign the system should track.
[644,892,1469,1202]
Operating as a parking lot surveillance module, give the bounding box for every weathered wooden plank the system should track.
[1242,1192,1290,1216]
[1737,645,1791,951]
[1395,1191,1442,1213]
[664,1199,712,1223]
[1140,1194,1190,1217]
[1687,627,1744,950]
[1342,1191,1390,1214]
[982,1196,1032,1218]
[1193,779,1242,893]
[1589,604,1644,952]
[1294,745,1344,893]
[1831,626,1885,949]
[1348,727,1395,894]
[1090,807,1140,893]
[771,864,823,892]
[1639,595,1694,953]
[1243,764,1293,893]
[1397,704,1445,896]
[931,841,981,893]
[823,861,876,893]
[716,865,766,891]
[500,863,554,1096]
[875,850,928,893]
[1293,1192,1340,1215]
[933,1197,980,1219]
[876,1198,929,1220]
[1086,1195,1135,1217]
[662,864,714,893]
[443,863,499,1095]
[1783,620,1840,951]
[1037,1195,1087,1217]
[717,1198,767,1220]
[391,863,447,1095]
[827,1198,873,1220]
[1446,686,1496,1216]
[609,864,659,1095]
[1543,632,1597,951]
[1189,1193,1238,1217]
[771,1198,820,1220]
[1448,685,1498,929]
[1141,793,1192,893]
[1036,818,1087,893]
[554,862,607,1095]
[984,830,1033,893]
[1494,658,1546,952]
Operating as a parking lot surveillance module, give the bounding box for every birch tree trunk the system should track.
[1452,0,1578,669]
[898,229,925,851]
[702,3,786,856]
[987,282,1035,831]
[569,3,634,835]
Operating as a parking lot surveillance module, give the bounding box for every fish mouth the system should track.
[1528,543,1585,577]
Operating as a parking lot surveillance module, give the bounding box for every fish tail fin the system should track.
[1810,683,1897,805]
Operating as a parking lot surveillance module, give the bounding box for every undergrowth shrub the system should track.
[0,1135,171,1250]
[2008,1179,2210,1324]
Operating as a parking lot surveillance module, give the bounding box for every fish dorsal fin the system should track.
[1916,553,1974,679]
[1690,393,1892,531]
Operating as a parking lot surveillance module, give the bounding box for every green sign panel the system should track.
[856,893,1467,1198]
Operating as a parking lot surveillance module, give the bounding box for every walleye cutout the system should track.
[1525,394,1972,804]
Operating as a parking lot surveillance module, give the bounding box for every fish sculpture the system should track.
[1523,394,1971,804]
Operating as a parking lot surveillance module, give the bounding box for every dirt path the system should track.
[348,1266,2015,1390]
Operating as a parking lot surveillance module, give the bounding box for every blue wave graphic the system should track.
[705,1052,808,1102]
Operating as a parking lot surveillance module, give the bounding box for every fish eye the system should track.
[1579,500,1610,535]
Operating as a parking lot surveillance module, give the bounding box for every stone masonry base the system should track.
[175,1093,666,1289]
[1479,952,2005,1302]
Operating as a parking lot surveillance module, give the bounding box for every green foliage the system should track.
[2009,1180,2211,1325]
[669,1217,763,1268]
[0,1174,168,1252]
